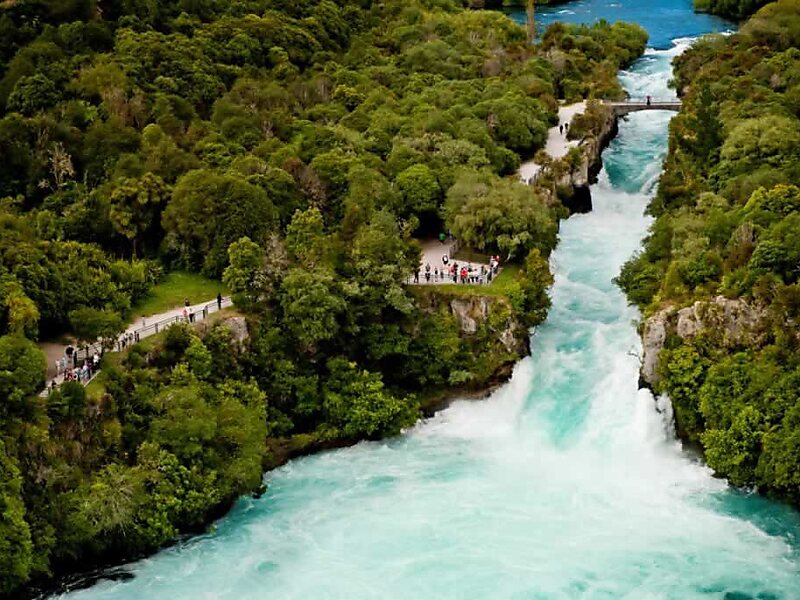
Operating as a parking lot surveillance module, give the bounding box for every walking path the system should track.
[519,101,587,184]
[40,295,232,395]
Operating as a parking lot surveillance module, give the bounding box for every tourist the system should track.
[646,94,651,106]
[559,124,564,135]
[434,267,439,281]
[414,270,420,284]
[442,254,449,267]
[217,292,223,310]
[183,307,189,321]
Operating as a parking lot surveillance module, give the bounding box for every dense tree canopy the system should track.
[0,0,647,594]
[618,0,800,507]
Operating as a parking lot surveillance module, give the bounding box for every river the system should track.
[62,2,800,599]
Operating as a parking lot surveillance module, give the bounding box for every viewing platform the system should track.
[602,99,682,116]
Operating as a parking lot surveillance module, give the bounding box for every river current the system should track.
[64,2,800,598]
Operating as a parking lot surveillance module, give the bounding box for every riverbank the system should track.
[620,0,800,508]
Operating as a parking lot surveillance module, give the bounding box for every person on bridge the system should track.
[646,95,651,106]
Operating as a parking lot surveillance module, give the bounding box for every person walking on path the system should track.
[559,124,564,135]
[217,293,223,310]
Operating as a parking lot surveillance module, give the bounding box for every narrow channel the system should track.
[63,5,800,599]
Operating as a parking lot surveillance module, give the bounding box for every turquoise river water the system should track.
[63,2,800,598]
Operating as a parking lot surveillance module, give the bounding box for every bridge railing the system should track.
[603,98,681,104]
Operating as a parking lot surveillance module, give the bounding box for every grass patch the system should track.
[85,376,106,401]
[132,272,228,319]
[417,265,520,298]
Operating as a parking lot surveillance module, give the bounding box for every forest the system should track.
[0,0,648,595]
[694,0,772,19]
[617,0,800,506]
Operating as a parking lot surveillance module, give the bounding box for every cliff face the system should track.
[448,296,529,355]
[640,296,769,387]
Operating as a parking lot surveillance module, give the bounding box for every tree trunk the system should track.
[526,0,536,45]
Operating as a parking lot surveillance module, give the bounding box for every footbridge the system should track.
[602,99,682,116]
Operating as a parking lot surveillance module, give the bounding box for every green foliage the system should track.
[694,0,770,19]
[396,164,441,218]
[279,268,346,352]
[0,335,46,418]
[445,172,557,260]
[163,169,277,276]
[223,236,263,310]
[322,357,418,439]
[69,307,125,354]
[515,248,554,327]
[0,440,32,594]
[0,0,651,592]
[623,0,800,507]
[184,337,213,380]
[658,344,709,441]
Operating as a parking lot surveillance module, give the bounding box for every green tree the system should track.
[68,307,124,355]
[184,337,213,380]
[446,175,556,260]
[0,335,46,418]
[516,248,554,327]
[163,169,277,276]
[285,207,328,269]
[223,237,263,310]
[108,173,171,257]
[323,357,418,439]
[279,268,346,352]
[0,441,32,594]
[396,164,441,218]
[6,73,59,115]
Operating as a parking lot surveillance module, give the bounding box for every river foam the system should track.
[61,33,800,600]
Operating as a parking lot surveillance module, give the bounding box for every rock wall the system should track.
[640,296,769,387]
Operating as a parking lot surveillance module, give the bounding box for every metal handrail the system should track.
[57,297,233,372]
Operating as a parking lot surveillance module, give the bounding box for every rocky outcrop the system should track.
[450,297,489,335]
[223,316,250,349]
[641,310,668,386]
[197,315,250,349]
[533,103,618,214]
[448,295,528,356]
[640,296,769,387]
